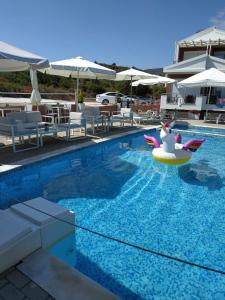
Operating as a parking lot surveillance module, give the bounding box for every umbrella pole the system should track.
[205,86,211,119]
[130,76,133,97]
[207,86,211,104]
[73,79,76,103]
[76,71,80,106]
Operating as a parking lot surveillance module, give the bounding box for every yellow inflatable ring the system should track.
[152,148,191,165]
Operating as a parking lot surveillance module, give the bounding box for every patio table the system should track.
[38,124,68,146]
[51,105,65,123]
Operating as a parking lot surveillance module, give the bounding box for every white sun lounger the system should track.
[111,108,134,126]
[0,198,75,273]
[11,197,75,248]
[0,209,41,273]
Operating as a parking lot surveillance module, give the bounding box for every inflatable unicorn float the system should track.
[144,122,205,165]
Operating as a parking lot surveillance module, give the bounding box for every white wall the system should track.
[171,84,225,99]
[171,83,199,98]
[160,92,225,112]
[160,94,203,111]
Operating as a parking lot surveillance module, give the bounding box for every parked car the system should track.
[138,96,152,104]
[96,92,152,106]
[123,95,139,104]
[96,92,125,104]
[124,95,152,105]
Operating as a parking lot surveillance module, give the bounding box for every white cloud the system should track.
[209,8,225,29]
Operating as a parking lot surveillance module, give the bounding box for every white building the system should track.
[161,27,225,118]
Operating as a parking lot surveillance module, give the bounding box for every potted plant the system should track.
[115,94,121,109]
[116,95,121,104]
[77,91,85,111]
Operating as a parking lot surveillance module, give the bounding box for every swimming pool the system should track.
[0,128,225,299]
[173,123,225,136]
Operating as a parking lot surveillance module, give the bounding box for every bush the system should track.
[78,91,84,103]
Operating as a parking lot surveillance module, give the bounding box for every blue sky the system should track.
[1,0,225,69]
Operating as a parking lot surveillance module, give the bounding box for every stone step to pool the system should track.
[17,249,119,300]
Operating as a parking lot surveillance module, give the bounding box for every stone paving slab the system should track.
[0,125,154,173]
[0,266,54,300]
[1,119,225,169]
[0,280,7,289]
[6,269,30,289]
[0,250,119,299]
[0,124,152,166]
[0,283,24,300]
[22,282,49,300]
[18,249,119,300]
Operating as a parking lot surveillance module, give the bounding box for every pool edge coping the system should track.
[0,125,159,174]
[2,121,225,174]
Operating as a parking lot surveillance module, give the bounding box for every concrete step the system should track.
[17,249,120,300]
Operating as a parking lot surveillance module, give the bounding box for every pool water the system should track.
[0,128,225,299]
[173,123,225,135]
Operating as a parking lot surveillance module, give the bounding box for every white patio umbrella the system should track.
[115,68,157,97]
[178,68,225,88]
[132,76,176,86]
[0,41,49,105]
[178,68,225,116]
[30,69,42,105]
[40,56,116,103]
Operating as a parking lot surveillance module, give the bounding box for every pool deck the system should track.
[182,119,225,129]
[1,119,225,299]
[0,119,225,173]
[0,265,54,300]
[0,124,158,173]
[0,249,119,300]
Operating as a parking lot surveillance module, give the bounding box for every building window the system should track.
[183,50,206,60]
[200,87,212,96]
[184,95,195,104]
[200,87,221,104]
[213,51,225,60]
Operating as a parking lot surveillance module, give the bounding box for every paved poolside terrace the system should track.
[0,123,159,171]
[0,119,225,169]
[1,119,225,299]
[0,266,53,300]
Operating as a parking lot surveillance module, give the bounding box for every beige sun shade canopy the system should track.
[115,68,157,96]
[40,56,116,102]
[178,68,225,88]
[0,41,49,105]
[132,76,176,86]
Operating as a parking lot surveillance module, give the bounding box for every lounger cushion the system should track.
[25,112,42,123]
[70,112,83,119]
[83,107,100,117]
[112,115,123,119]
[0,117,12,124]
[24,121,46,129]
[11,197,70,226]
[7,112,27,122]
[0,210,31,252]
[12,120,37,135]
[0,117,13,134]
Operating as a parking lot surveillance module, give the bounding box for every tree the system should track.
[0,63,166,99]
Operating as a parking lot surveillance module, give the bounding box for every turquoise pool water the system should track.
[173,124,225,136]
[0,128,225,299]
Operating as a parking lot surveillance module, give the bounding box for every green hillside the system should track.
[0,62,165,100]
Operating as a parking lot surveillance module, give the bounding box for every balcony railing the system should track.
[166,96,178,105]
[184,95,196,105]
[166,95,196,105]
